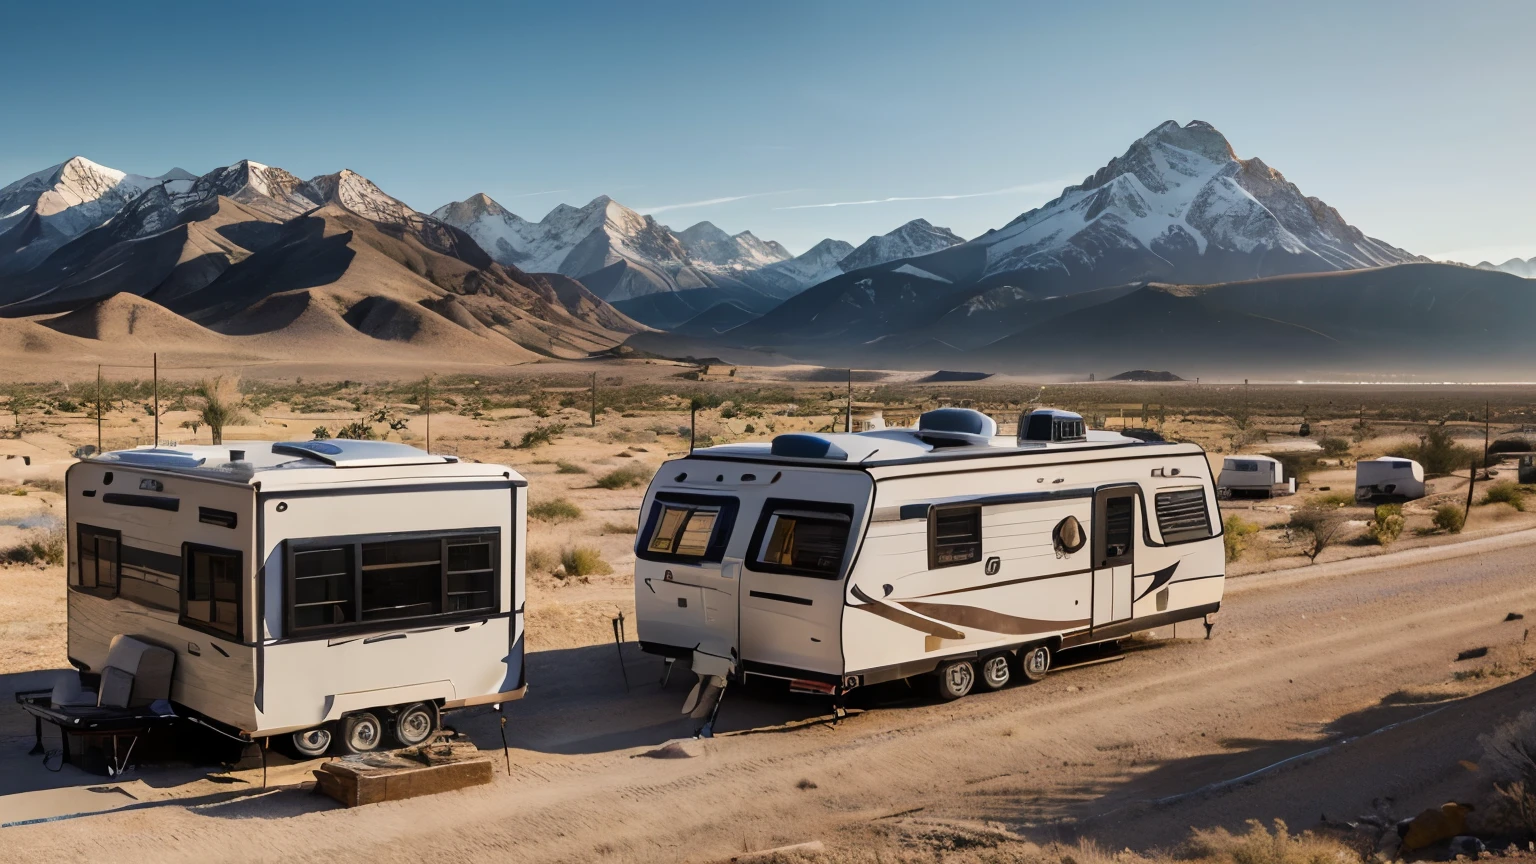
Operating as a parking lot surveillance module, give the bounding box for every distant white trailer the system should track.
[1216,456,1295,499]
[1355,457,1426,502]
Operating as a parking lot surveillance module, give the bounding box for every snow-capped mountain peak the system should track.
[675,221,792,271]
[977,120,1421,282]
[303,169,416,224]
[837,218,965,272]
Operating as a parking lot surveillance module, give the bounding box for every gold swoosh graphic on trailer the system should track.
[849,585,966,640]
[901,601,1090,637]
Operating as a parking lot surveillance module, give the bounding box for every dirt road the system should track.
[9,533,1536,863]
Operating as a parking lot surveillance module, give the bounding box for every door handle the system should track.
[186,643,201,657]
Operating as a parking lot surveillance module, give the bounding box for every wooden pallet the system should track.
[314,743,494,807]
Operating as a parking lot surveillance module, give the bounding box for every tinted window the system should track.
[637,495,737,564]
[361,538,441,621]
[930,506,982,568]
[1103,497,1134,560]
[286,531,500,637]
[756,510,850,578]
[184,547,241,640]
[293,547,354,630]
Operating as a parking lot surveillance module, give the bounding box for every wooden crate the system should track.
[314,747,494,807]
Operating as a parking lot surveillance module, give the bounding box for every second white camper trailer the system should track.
[53,440,527,757]
[1355,457,1426,502]
[633,409,1225,707]
[1216,455,1295,499]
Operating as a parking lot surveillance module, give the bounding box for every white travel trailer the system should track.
[633,408,1225,711]
[55,440,527,756]
[1355,457,1426,502]
[1216,455,1296,499]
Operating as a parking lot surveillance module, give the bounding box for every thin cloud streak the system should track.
[638,189,803,215]
[774,179,1071,210]
[506,189,568,199]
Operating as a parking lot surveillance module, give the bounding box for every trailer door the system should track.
[1092,487,1137,627]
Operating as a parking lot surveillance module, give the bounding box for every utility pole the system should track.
[1484,400,1492,466]
[846,368,853,433]
[96,365,103,454]
[152,353,159,447]
[591,372,598,428]
[425,375,433,453]
[1465,456,1478,528]
[690,402,698,453]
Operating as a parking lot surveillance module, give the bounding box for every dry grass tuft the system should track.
[600,521,636,535]
[560,546,613,578]
[0,526,65,567]
[596,464,651,489]
[529,498,582,523]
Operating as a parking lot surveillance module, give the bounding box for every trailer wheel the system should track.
[978,654,1011,691]
[341,712,383,754]
[291,725,333,758]
[393,703,436,747]
[1020,644,1051,683]
[930,659,976,701]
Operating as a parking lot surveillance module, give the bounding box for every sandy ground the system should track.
[5,505,1536,859]
[5,387,1536,859]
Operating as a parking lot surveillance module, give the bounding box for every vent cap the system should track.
[916,408,997,446]
[769,434,848,461]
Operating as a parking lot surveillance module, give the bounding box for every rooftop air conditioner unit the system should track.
[1019,409,1087,445]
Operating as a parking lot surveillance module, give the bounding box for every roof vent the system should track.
[769,434,848,461]
[1019,409,1087,444]
[917,408,997,447]
[105,449,207,469]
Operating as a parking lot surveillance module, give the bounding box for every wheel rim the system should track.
[1027,647,1050,676]
[294,728,330,756]
[398,706,433,745]
[983,656,1010,687]
[347,715,381,752]
[946,662,974,696]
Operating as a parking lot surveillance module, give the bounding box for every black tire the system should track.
[978,653,1011,691]
[290,725,333,758]
[341,712,384,754]
[1020,644,1051,683]
[929,659,976,701]
[393,702,436,747]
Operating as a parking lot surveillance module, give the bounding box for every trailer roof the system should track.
[686,427,1183,470]
[87,441,521,488]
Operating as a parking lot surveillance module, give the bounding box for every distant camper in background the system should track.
[1216,455,1295,500]
[1355,457,1426,503]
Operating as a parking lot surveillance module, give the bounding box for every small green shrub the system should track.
[518,423,565,449]
[1366,503,1404,546]
[529,498,582,522]
[335,421,375,440]
[600,521,635,535]
[560,545,613,577]
[596,464,650,489]
[1318,437,1351,457]
[1222,515,1260,563]
[1288,508,1347,563]
[1483,481,1527,512]
[0,527,65,566]
[311,426,331,440]
[23,478,64,494]
[555,461,587,474]
[1389,424,1479,476]
[1434,503,1466,533]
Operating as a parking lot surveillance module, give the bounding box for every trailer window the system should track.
[446,539,496,613]
[119,545,181,611]
[292,547,354,629]
[929,506,982,569]
[361,539,442,621]
[182,545,242,641]
[76,525,120,597]
[285,529,501,638]
[1155,489,1213,543]
[637,494,738,564]
[747,499,854,579]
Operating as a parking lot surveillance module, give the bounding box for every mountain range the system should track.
[429,194,958,328]
[2,119,1532,378]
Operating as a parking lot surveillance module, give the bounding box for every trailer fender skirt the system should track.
[322,681,455,722]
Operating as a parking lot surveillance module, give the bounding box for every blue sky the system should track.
[4,0,1533,260]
